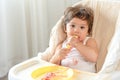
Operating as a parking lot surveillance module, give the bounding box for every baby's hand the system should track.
[55,48,70,59]
[67,35,79,47]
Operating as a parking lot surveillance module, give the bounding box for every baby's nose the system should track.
[74,28,80,33]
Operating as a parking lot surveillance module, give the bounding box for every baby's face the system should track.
[65,17,88,42]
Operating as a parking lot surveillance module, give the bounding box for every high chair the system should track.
[8,0,120,80]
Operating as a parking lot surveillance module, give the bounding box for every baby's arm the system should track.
[67,36,98,63]
[49,44,71,65]
[74,38,98,62]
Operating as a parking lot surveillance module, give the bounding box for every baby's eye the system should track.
[71,25,75,28]
[80,26,85,29]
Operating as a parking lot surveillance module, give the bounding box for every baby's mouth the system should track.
[73,34,79,38]
[73,35,79,38]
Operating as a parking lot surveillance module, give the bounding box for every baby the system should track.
[39,6,98,72]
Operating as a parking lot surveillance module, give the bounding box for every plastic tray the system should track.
[8,57,54,80]
[8,57,97,80]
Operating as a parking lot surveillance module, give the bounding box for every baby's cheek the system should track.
[79,36,85,42]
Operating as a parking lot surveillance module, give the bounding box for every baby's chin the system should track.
[79,39,84,42]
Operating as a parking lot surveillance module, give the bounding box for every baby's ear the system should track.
[87,32,89,36]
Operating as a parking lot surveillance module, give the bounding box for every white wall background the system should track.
[47,0,81,37]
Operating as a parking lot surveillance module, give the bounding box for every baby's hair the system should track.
[63,6,94,36]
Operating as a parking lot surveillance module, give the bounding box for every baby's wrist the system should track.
[50,54,61,64]
[74,42,82,48]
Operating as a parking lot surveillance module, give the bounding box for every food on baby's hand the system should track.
[66,44,71,49]
[65,35,78,49]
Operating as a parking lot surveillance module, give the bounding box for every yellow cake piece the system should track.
[73,35,78,38]
[66,44,71,49]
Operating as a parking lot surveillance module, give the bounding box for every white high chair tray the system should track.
[9,57,54,80]
[9,57,98,80]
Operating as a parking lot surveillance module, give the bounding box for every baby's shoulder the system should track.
[86,37,97,46]
[87,37,96,42]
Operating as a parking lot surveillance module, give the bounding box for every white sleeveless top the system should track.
[61,37,95,72]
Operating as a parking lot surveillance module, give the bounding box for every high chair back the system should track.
[39,0,120,73]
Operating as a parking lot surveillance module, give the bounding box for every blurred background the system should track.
[0,0,81,79]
